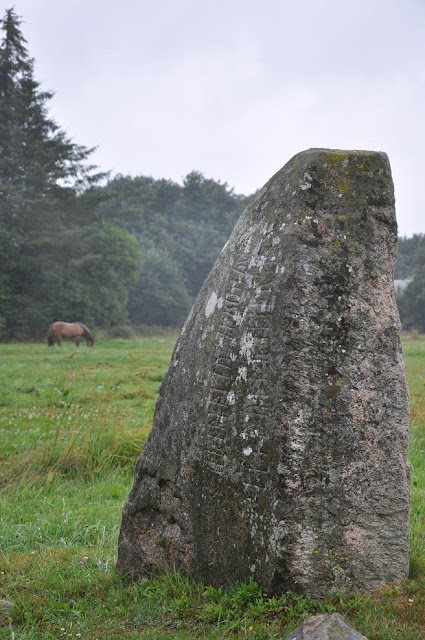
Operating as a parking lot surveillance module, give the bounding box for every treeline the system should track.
[1,9,424,340]
[95,173,251,326]
[395,235,425,332]
[0,9,250,339]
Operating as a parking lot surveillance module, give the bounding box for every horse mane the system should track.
[47,324,55,346]
[79,323,94,343]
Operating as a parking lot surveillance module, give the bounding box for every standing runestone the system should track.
[117,149,410,597]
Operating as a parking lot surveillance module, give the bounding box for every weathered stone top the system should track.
[245,147,395,241]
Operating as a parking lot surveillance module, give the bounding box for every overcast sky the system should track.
[6,0,425,236]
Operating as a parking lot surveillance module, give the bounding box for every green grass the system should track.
[0,336,425,638]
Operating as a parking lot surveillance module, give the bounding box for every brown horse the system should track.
[47,322,94,347]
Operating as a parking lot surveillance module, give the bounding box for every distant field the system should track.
[0,336,424,639]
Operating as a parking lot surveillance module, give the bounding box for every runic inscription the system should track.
[202,244,278,491]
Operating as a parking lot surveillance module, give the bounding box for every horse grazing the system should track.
[47,322,94,347]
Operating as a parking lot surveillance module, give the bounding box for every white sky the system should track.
[6,0,425,236]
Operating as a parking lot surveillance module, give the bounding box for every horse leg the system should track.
[75,337,81,347]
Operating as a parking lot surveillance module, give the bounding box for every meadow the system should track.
[0,336,424,639]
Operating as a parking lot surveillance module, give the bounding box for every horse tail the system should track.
[79,323,94,344]
[47,324,55,346]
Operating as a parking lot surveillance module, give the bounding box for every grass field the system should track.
[0,336,425,639]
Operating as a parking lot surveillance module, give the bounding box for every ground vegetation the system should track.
[0,336,424,638]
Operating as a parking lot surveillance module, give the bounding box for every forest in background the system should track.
[395,235,425,332]
[0,8,251,339]
[95,173,252,328]
[0,8,423,340]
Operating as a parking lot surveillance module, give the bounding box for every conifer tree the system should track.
[0,8,102,236]
[0,8,134,338]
